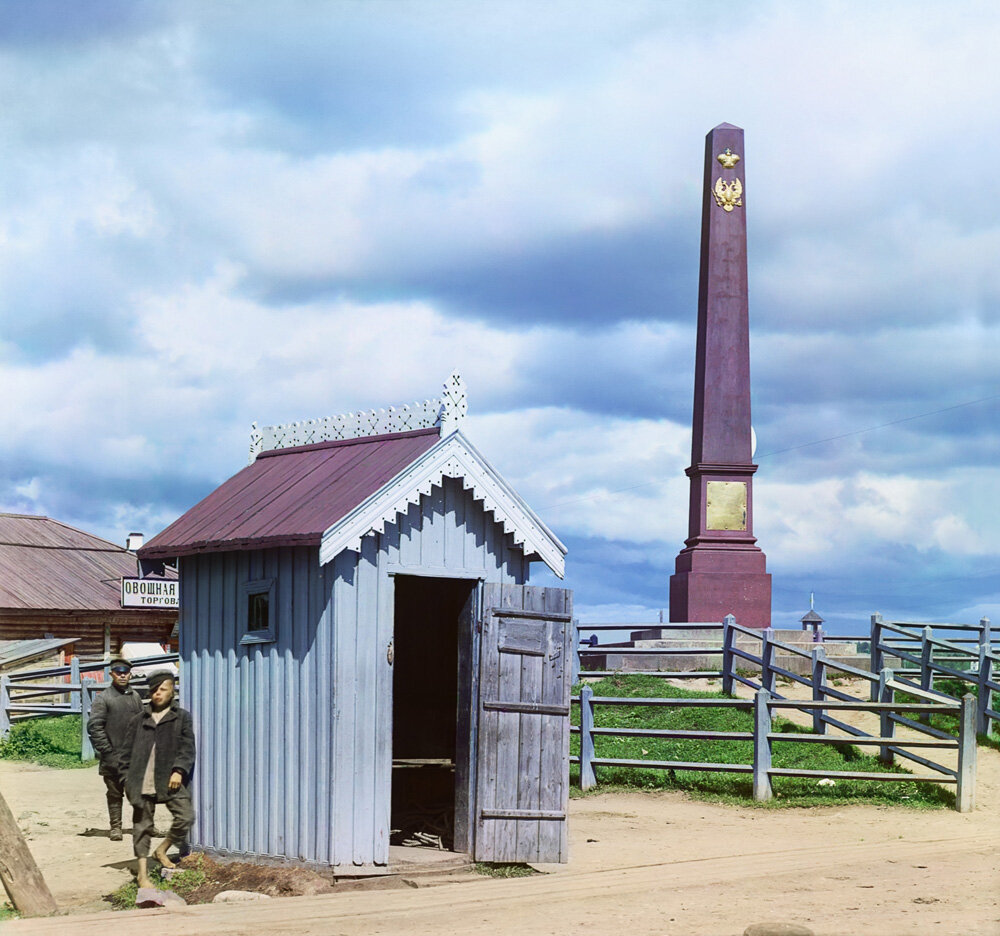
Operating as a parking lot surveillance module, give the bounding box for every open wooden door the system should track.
[473,583,573,863]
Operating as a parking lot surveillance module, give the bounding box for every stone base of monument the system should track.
[584,629,886,678]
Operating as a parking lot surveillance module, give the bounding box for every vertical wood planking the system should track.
[474,586,500,860]
[373,540,394,865]
[541,586,570,861]
[223,552,240,853]
[515,587,544,861]
[285,548,307,858]
[444,478,464,569]
[464,482,486,571]
[204,553,222,847]
[313,555,333,865]
[194,556,211,850]
[494,585,523,860]
[352,536,378,866]
[238,551,252,854]
[331,550,356,867]
[422,486,446,567]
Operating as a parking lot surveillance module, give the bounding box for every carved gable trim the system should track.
[318,431,566,578]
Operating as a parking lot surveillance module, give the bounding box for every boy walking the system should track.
[121,670,195,888]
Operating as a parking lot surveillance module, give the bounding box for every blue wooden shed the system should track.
[139,375,572,873]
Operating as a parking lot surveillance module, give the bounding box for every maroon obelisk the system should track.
[669,123,771,629]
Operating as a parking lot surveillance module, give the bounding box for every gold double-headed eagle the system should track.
[713,147,742,211]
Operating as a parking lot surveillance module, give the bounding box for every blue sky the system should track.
[2,1,998,634]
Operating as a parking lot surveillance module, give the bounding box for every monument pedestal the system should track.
[670,556,771,630]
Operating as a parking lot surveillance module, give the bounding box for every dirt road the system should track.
[2,745,998,936]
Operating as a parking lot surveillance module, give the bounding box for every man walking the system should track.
[86,658,143,841]
[121,670,195,888]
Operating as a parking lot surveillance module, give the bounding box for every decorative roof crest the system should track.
[249,371,468,463]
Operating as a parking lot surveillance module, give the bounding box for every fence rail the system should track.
[572,685,976,811]
[869,615,998,734]
[0,654,180,759]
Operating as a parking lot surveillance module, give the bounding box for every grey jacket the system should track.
[86,684,144,777]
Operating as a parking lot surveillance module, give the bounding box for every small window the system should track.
[240,578,276,645]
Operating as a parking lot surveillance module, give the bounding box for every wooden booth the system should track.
[139,375,572,872]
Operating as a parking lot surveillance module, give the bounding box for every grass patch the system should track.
[0,902,20,921]
[108,855,210,910]
[572,674,952,808]
[0,715,96,769]
[473,862,537,878]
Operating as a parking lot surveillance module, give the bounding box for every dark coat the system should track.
[86,684,144,777]
[121,701,196,806]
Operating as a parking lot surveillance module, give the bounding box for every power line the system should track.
[540,391,1000,512]
[755,392,1000,459]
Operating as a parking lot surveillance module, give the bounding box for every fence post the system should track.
[753,689,772,803]
[0,676,10,738]
[811,645,826,735]
[956,693,977,813]
[920,625,933,691]
[69,657,81,713]
[878,668,894,765]
[976,642,993,737]
[722,614,735,695]
[919,625,934,725]
[980,616,992,649]
[870,613,884,701]
[80,680,95,761]
[572,619,580,686]
[761,629,775,694]
[580,685,596,791]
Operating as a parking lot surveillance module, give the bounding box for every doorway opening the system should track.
[391,575,477,854]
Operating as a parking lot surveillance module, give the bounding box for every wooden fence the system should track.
[572,617,989,811]
[0,654,179,759]
[572,687,976,811]
[869,614,998,735]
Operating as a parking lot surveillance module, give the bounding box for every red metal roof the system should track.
[0,514,165,611]
[139,428,441,559]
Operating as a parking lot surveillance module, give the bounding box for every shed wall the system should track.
[182,478,528,868]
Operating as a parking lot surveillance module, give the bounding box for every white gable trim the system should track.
[319,431,566,578]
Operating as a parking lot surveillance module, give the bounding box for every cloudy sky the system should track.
[2,1,998,634]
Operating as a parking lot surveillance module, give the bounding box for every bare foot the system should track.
[153,841,177,869]
[136,856,154,888]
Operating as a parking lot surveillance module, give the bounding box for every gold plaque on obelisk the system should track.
[706,481,747,531]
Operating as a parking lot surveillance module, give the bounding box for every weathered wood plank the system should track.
[541,586,570,862]
[372,542,394,864]
[353,538,379,866]
[474,585,502,860]
[515,588,545,862]
[331,550,357,867]
[0,788,57,917]
[494,617,522,860]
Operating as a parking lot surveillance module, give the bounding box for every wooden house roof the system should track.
[0,514,159,611]
[140,429,442,559]
[140,427,567,577]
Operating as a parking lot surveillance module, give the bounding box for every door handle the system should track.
[387,640,394,666]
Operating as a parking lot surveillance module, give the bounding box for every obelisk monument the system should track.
[669,123,771,629]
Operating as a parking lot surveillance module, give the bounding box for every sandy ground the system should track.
[2,687,998,936]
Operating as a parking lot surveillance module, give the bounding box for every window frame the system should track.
[239,577,277,645]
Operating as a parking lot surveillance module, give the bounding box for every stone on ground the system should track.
[213,890,272,903]
[744,924,814,936]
